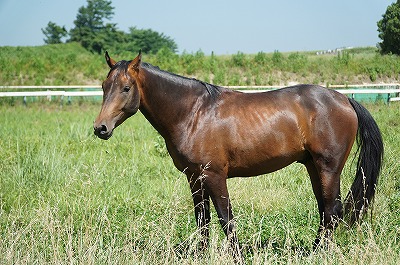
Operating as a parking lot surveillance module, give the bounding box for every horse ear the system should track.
[129,50,142,71]
[105,51,116,68]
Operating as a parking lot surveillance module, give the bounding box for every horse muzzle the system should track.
[94,123,113,140]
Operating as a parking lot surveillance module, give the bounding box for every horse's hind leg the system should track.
[305,158,343,248]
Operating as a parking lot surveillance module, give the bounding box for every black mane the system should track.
[107,60,130,77]
[141,62,223,100]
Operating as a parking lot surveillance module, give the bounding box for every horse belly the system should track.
[227,148,306,177]
[225,131,307,177]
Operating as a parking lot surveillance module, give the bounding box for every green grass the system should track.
[1,43,400,87]
[0,43,105,85]
[0,102,399,264]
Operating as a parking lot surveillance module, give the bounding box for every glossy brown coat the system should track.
[94,52,383,257]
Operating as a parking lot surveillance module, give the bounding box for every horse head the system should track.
[93,51,143,140]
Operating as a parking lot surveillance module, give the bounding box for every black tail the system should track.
[344,99,384,226]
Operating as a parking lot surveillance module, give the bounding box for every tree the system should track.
[126,27,178,54]
[69,0,116,54]
[113,27,177,55]
[45,0,178,54]
[41,22,67,44]
[377,0,400,55]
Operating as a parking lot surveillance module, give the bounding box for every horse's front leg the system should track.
[187,173,211,250]
[202,169,242,263]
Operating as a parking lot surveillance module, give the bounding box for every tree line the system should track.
[41,0,177,55]
[42,1,400,56]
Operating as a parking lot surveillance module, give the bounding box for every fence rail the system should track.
[0,91,103,97]
[0,85,101,90]
[1,84,399,102]
[2,84,399,90]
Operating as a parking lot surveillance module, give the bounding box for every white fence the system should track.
[225,84,400,102]
[1,84,399,103]
[0,86,102,97]
[0,86,103,103]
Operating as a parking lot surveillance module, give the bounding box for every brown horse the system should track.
[94,51,383,257]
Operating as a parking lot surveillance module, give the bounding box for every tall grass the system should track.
[0,102,399,264]
[1,44,400,87]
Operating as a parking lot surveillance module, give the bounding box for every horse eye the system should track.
[123,86,130,92]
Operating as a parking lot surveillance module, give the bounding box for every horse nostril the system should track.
[94,124,108,136]
[99,124,108,134]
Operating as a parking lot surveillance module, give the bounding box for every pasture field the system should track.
[0,101,399,264]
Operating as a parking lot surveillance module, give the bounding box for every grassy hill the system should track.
[1,43,400,86]
[0,43,104,85]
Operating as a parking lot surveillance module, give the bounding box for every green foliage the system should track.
[152,47,180,73]
[336,51,352,66]
[68,0,116,54]
[287,52,308,73]
[41,22,68,44]
[0,43,104,85]
[44,0,178,55]
[213,68,226,86]
[2,44,400,86]
[180,50,207,75]
[231,51,247,67]
[272,50,285,67]
[0,103,399,264]
[377,0,400,55]
[121,27,178,54]
[254,51,269,65]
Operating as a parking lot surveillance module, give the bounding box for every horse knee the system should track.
[333,199,343,220]
[328,196,343,223]
[322,202,342,230]
[219,218,236,236]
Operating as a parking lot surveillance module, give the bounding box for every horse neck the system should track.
[138,67,206,139]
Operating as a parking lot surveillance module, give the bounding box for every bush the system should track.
[287,53,308,73]
[2,44,400,86]
[272,50,284,68]
[231,51,247,67]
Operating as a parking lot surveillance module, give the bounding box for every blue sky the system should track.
[0,0,394,55]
